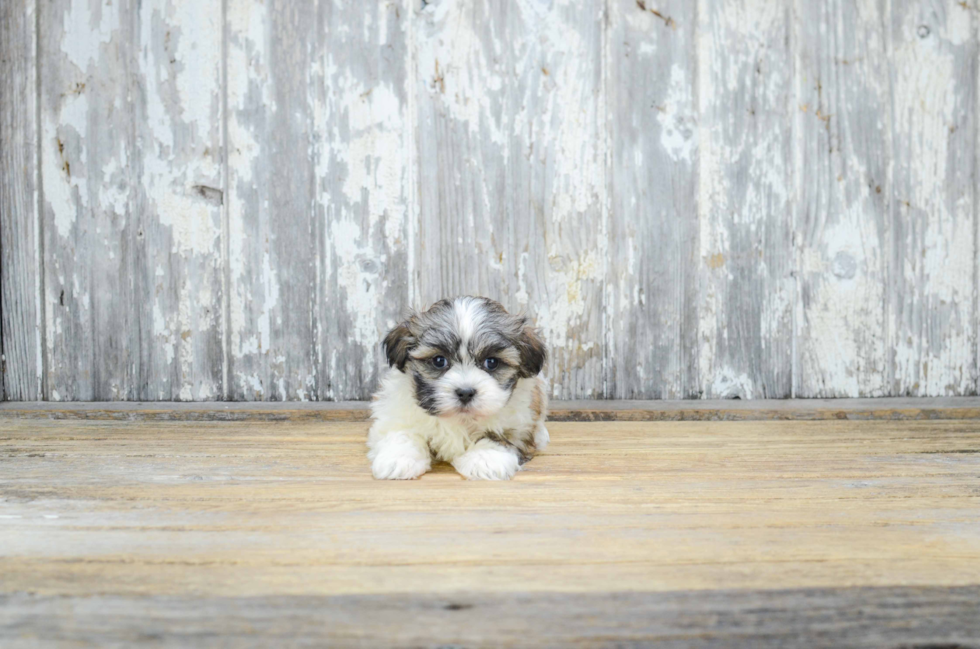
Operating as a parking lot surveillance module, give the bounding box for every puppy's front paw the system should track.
[371,453,431,480]
[453,444,520,481]
[368,430,432,480]
[533,423,550,451]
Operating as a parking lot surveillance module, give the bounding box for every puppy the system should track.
[368,296,549,480]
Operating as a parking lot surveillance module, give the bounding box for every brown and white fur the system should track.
[368,296,549,480]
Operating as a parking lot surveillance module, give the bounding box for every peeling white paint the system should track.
[537,249,601,348]
[657,65,697,164]
[804,205,888,397]
[226,0,269,376]
[61,0,118,71]
[20,0,980,402]
[889,5,976,395]
[153,301,175,367]
[44,96,89,239]
[257,250,279,355]
[329,219,384,346]
[327,70,408,248]
[417,1,506,149]
[140,1,222,258]
[711,369,755,400]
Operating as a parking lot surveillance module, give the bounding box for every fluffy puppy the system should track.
[368,296,549,480]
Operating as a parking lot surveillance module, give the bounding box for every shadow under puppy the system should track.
[368,296,549,480]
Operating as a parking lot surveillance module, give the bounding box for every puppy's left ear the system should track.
[516,318,546,378]
[383,320,415,371]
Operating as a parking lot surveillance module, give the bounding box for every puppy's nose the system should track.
[455,387,477,404]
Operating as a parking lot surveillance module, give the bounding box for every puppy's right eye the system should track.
[432,356,448,369]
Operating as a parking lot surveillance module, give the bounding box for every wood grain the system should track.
[0,0,40,400]
[311,0,413,400]
[4,587,980,648]
[225,0,319,400]
[36,0,224,400]
[697,0,794,399]
[134,0,225,401]
[4,2,980,401]
[606,0,700,399]
[1,418,978,596]
[3,397,980,422]
[415,0,606,399]
[39,0,141,400]
[1,416,979,644]
[889,1,977,396]
[795,0,891,398]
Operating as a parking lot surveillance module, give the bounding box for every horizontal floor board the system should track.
[2,396,980,421]
[3,586,980,649]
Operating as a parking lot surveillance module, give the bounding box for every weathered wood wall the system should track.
[1,0,978,401]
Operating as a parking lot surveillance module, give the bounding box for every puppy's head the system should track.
[383,297,546,419]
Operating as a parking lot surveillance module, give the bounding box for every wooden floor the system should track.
[2,413,980,647]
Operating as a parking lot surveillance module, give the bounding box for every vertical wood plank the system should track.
[606,0,699,399]
[39,0,224,401]
[697,0,794,399]
[40,0,140,400]
[0,0,41,400]
[136,0,225,400]
[795,0,891,398]
[889,0,977,396]
[311,0,413,400]
[226,0,317,400]
[415,0,606,399]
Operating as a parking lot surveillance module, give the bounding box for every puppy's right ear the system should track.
[383,320,415,371]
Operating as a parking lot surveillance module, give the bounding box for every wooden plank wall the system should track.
[1,0,41,401]
[1,0,978,401]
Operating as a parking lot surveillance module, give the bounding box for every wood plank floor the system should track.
[5,396,980,421]
[2,416,979,647]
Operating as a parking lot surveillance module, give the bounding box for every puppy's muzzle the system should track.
[455,387,477,405]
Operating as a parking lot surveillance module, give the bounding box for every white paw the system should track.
[534,423,550,451]
[371,453,431,480]
[453,445,520,481]
[368,430,432,480]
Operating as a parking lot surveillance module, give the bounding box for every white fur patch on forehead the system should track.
[452,297,486,351]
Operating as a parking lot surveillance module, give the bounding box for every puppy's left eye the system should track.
[483,357,499,371]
